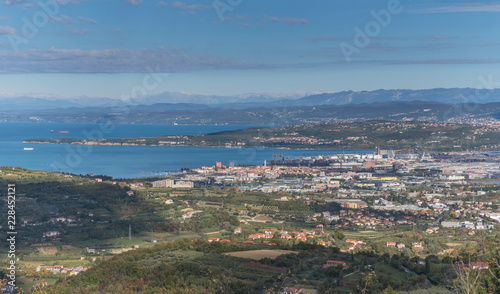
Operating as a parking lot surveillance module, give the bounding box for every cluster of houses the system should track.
[386,241,422,250]
[207,238,231,243]
[282,287,303,294]
[343,239,366,251]
[22,216,79,227]
[36,265,88,275]
[244,229,329,244]
[47,217,76,224]
[426,227,439,234]
[319,209,414,229]
[42,230,60,238]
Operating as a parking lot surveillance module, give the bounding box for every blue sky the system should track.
[0,0,499,99]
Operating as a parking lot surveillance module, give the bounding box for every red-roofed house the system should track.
[283,287,301,294]
[324,260,349,269]
[470,262,489,270]
[412,242,423,248]
[296,236,307,242]
[43,231,60,238]
[249,233,266,240]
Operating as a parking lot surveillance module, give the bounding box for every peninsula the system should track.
[23,120,500,151]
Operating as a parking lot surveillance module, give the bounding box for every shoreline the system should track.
[23,140,376,151]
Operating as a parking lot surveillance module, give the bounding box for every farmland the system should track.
[224,249,299,260]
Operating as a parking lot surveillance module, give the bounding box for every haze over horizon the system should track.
[1,0,499,99]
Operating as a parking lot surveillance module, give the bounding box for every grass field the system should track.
[38,247,58,254]
[343,230,389,239]
[224,249,299,260]
[61,245,80,252]
[250,214,273,223]
[373,263,409,280]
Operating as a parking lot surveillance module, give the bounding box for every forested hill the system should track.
[25,120,500,151]
[46,239,296,293]
[42,236,500,294]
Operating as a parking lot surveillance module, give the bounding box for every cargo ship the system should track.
[51,130,69,133]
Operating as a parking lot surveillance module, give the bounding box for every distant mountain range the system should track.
[3,88,500,111]
[4,100,500,125]
[0,91,299,111]
[265,88,500,107]
[2,88,500,124]
[0,96,125,111]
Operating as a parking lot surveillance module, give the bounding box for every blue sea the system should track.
[0,122,373,178]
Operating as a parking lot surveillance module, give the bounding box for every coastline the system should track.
[22,139,377,151]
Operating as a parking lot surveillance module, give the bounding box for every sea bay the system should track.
[0,122,373,178]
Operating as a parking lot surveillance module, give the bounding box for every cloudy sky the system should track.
[0,0,499,99]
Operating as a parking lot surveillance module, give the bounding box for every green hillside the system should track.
[25,120,500,151]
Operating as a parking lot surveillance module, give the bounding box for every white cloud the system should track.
[124,0,142,5]
[0,25,18,35]
[418,35,452,41]
[79,16,97,24]
[0,47,263,73]
[4,0,84,5]
[156,1,167,7]
[3,0,27,5]
[50,15,72,23]
[22,3,33,10]
[69,27,91,35]
[268,16,308,25]
[410,3,500,13]
[172,1,211,11]
[54,0,84,4]
[0,91,62,99]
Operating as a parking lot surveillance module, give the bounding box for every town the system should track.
[2,149,500,293]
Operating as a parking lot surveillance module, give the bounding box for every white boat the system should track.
[24,147,34,151]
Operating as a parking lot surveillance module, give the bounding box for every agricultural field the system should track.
[224,249,299,260]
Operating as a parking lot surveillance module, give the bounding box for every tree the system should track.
[425,259,431,275]
[484,247,500,293]
[358,270,376,294]
[333,230,345,241]
[453,260,484,294]
[383,285,398,294]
